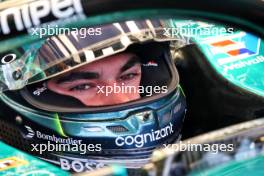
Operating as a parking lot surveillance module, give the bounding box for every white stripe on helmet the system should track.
[51,36,71,58]
[58,34,81,63]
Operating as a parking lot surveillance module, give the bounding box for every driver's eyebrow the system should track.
[56,72,99,84]
[120,56,140,73]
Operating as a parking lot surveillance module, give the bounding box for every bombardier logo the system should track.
[115,123,174,148]
[24,125,82,144]
[25,125,35,138]
[0,0,83,34]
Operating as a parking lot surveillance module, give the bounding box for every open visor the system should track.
[18,41,179,111]
[0,19,185,93]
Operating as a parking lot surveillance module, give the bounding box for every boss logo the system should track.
[60,158,105,173]
[0,0,83,34]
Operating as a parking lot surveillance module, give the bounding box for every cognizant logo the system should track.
[115,123,174,148]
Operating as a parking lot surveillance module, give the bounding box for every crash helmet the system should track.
[0,19,186,172]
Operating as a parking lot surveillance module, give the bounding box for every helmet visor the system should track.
[19,41,179,111]
[0,19,181,93]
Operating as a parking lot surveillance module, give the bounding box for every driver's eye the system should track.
[119,73,139,81]
[70,83,94,91]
